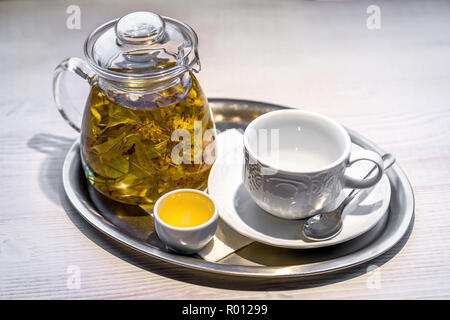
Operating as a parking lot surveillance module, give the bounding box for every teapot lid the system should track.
[84,11,200,81]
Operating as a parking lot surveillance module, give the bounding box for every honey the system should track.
[157,191,215,228]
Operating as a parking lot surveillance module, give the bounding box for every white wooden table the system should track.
[1,0,450,299]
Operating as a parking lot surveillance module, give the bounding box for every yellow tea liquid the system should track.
[158,192,215,228]
[81,73,215,206]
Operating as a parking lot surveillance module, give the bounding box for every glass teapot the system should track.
[53,12,216,207]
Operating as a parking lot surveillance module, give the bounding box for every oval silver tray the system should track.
[62,98,414,277]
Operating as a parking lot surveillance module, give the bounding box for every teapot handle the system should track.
[52,57,95,132]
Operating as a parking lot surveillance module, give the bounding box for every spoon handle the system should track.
[341,153,396,208]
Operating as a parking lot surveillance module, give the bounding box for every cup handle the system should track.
[343,150,384,189]
[52,57,95,132]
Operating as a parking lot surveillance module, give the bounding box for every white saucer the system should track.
[208,129,391,249]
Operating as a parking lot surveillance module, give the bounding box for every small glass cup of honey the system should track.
[153,189,218,254]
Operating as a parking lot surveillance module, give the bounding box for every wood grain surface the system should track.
[1,0,450,299]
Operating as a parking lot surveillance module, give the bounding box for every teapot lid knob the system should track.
[115,11,166,45]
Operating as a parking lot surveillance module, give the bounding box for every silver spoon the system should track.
[302,153,396,241]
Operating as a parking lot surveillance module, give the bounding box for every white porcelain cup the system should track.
[243,110,384,219]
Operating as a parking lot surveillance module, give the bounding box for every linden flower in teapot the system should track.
[53,12,216,206]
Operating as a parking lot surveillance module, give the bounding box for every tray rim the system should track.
[62,98,415,277]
